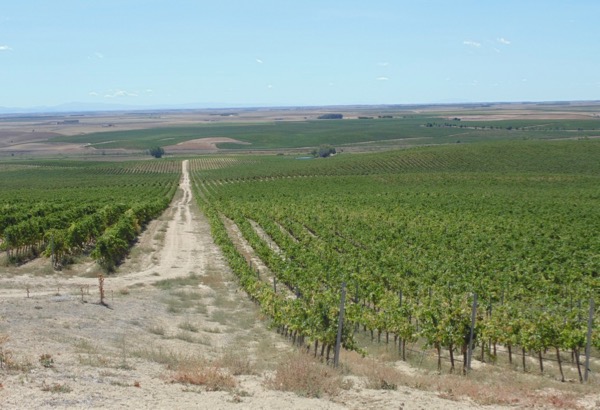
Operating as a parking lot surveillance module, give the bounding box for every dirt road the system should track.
[0,160,222,299]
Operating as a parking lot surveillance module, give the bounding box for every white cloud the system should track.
[0,45,12,51]
[256,58,264,64]
[378,62,389,67]
[104,89,138,98]
[267,84,273,89]
[376,76,389,81]
[93,88,151,98]
[87,51,105,60]
[497,37,511,45]
[463,40,481,48]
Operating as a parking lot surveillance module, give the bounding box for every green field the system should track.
[49,116,600,150]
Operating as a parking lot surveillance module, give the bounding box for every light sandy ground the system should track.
[1,161,598,409]
[164,137,251,153]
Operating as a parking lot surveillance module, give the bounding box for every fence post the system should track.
[334,282,347,368]
[584,298,595,382]
[467,293,478,370]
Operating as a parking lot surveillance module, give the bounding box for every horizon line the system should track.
[1,99,599,116]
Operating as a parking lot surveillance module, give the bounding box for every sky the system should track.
[1,0,599,109]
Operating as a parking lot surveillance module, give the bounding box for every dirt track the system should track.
[0,160,216,299]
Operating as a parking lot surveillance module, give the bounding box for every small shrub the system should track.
[265,351,343,398]
[362,362,399,390]
[204,326,221,334]
[41,382,72,393]
[210,309,228,325]
[344,352,405,391]
[217,351,257,376]
[175,331,196,343]
[172,361,236,391]
[154,274,199,290]
[39,354,54,368]
[147,325,166,336]
[77,354,111,368]
[0,335,9,369]
[178,321,199,333]
[132,346,184,369]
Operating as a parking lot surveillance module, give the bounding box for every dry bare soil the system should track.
[1,163,598,409]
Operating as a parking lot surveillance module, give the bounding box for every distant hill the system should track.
[0,101,263,115]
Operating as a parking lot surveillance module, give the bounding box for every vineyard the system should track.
[0,159,181,271]
[49,115,600,150]
[190,139,600,380]
[1,136,599,392]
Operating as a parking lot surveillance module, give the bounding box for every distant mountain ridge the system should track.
[0,101,261,115]
[1,100,598,116]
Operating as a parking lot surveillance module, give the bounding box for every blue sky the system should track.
[1,0,599,108]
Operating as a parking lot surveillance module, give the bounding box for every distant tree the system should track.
[317,113,343,120]
[311,144,337,158]
[148,146,165,158]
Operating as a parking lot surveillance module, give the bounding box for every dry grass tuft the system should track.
[343,349,589,409]
[217,350,257,376]
[265,350,345,398]
[541,392,585,409]
[363,366,399,390]
[425,366,589,409]
[0,334,9,368]
[132,346,186,369]
[39,353,54,368]
[178,321,199,333]
[0,335,32,372]
[147,324,166,336]
[343,352,406,390]
[172,360,237,391]
[431,374,520,406]
[201,268,226,291]
[41,382,72,393]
